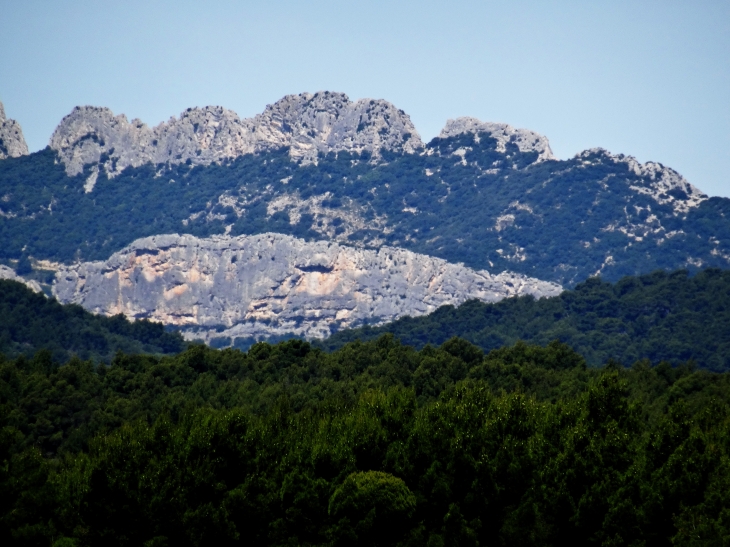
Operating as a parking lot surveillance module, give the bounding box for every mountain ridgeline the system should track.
[0,92,727,290]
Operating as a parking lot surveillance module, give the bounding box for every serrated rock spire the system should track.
[0,101,29,160]
[49,91,424,181]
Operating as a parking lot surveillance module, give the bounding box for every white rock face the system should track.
[49,92,423,181]
[0,101,29,160]
[438,117,555,162]
[52,233,562,342]
[0,265,42,293]
[578,148,708,214]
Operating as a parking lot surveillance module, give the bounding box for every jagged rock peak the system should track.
[0,101,29,160]
[52,232,561,342]
[49,105,250,185]
[49,91,423,183]
[254,91,423,159]
[438,117,555,162]
[577,148,707,214]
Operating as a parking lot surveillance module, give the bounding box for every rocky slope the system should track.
[0,101,29,160]
[52,233,561,342]
[0,265,42,293]
[437,117,555,163]
[49,91,423,188]
[2,91,725,291]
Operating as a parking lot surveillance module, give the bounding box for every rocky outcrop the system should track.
[52,233,562,342]
[0,101,29,160]
[50,92,423,183]
[0,265,42,293]
[438,117,555,162]
[577,148,707,214]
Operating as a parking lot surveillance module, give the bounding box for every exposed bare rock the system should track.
[0,265,42,293]
[576,148,707,215]
[52,233,561,343]
[49,92,423,183]
[0,101,29,160]
[438,117,555,162]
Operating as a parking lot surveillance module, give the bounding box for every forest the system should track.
[1,268,730,545]
[320,268,730,371]
[0,279,185,363]
[2,334,730,546]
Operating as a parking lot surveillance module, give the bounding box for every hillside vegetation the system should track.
[320,268,730,371]
[2,337,730,545]
[0,279,185,362]
[2,135,730,285]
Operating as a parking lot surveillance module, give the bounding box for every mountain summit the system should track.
[0,101,29,160]
[49,91,422,187]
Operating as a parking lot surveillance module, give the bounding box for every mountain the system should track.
[0,91,728,342]
[49,91,421,190]
[52,232,560,345]
[0,101,28,159]
[319,268,730,371]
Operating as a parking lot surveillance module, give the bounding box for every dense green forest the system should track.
[2,135,730,285]
[0,279,185,362]
[2,335,730,545]
[320,268,730,371]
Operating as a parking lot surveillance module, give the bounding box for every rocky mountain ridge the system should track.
[45,91,566,191]
[437,117,555,163]
[1,92,726,293]
[0,101,29,160]
[49,92,423,188]
[4,92,704,217]
[52,232,562,343]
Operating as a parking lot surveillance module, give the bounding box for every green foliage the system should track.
[321,268,730,371]
[329,471,416,546]
[1,335,730,545]
[0,279,185,362]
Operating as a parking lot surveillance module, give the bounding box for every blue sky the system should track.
[2,0,728,196]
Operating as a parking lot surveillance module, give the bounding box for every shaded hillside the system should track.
[319,268,730,371]
[0,279,185,362]
[1,132,729,286]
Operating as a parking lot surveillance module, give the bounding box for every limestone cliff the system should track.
[0,101,29,160]
[49,92,423,185]
[52,233,562,343]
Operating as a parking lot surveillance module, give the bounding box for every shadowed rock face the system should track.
[49,91,423,183]
[52,233,562,342]
[0,101,29,160]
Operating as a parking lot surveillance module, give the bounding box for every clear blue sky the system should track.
[2,0,728,196]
